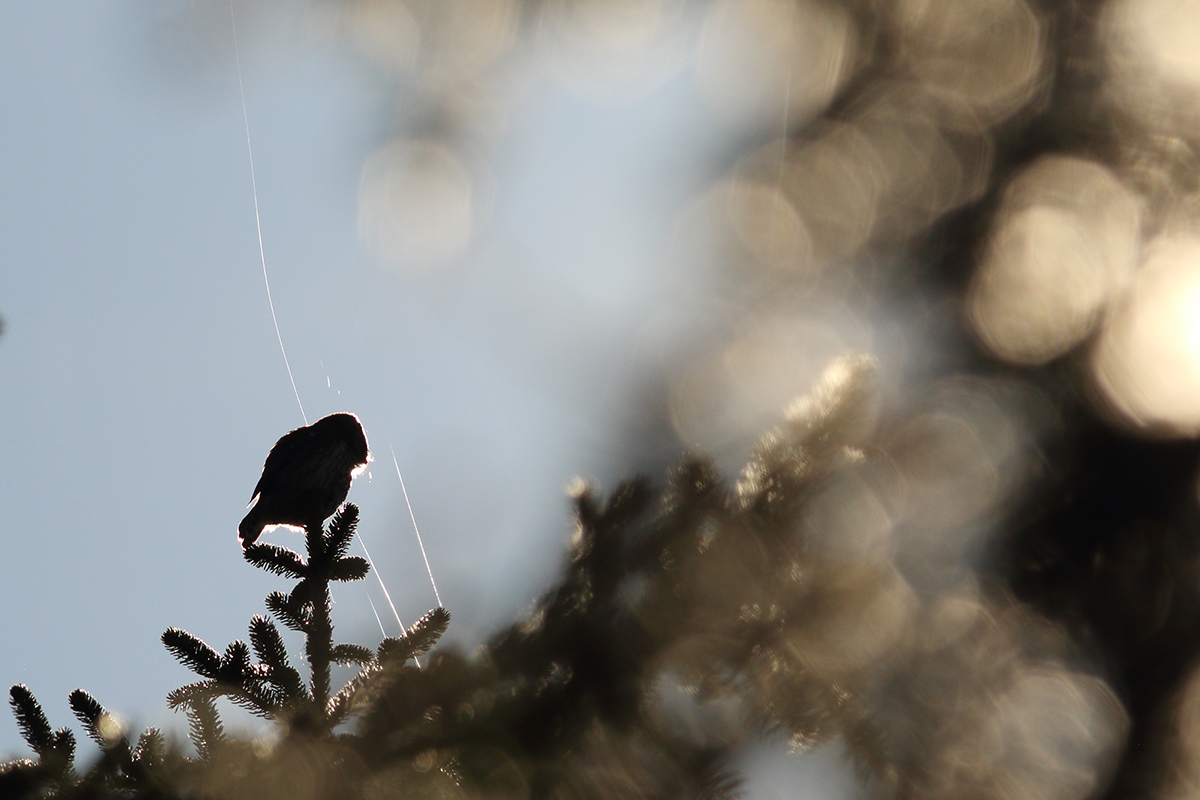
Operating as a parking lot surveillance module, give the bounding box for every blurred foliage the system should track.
[0,359,1136,799]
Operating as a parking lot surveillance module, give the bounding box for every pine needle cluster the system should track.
[2,685,166,798]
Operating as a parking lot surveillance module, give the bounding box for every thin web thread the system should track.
[229,0,306,426]
[365,591,388,640]
[358,532,420,668]
[391,444,442,607]
[357,532,407,632]
[229,1,415,644]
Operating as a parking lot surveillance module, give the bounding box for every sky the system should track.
[0,2,853,793]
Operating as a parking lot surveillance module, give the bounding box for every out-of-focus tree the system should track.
[302,5,1200,795]
[325,0,1200,794]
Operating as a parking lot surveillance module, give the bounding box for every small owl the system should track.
[239,412,371,547]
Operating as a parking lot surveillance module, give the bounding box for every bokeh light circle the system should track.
[1092,233,1200,435]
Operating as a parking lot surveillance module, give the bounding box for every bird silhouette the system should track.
[239,412,371,547]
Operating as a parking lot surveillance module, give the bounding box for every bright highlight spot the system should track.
[969,156,1140,364]
[1111,0,1200,87]
[1092,233,1200,435]
[97,713,126,745]
[894,0,1044,124]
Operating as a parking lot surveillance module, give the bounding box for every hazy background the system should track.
[7,1,1200,797]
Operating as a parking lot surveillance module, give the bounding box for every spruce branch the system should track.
[67,689,105,745]
[737,355,876,514]
[325,680,366,729]
[166,680,220,712]
[600,477,656,534]
[184,695,224,762]
[591,477,654,603]
[301,518,336,713]
[3,689,79,793]
[667,456,724,506]
[243,542,308,579]
[164,620,297,723]
[569,483,602,560]
[1,689,77,790]
[0,757,43,800]
[48,729,75,779]
[306,593,334,710]
[224,682,286,720]
[266,590,307,633]
[162,628,223,678]
[249,614,290,669]
[66,689,128,754]
[378,608,451,665]
[328,556,370,582]
[324,503,359,562]
[67,689,151,795]
[288,579,319,620]
[249,615,308,700]
[132,728,164,767]
[8,685,52,756]
[324,660,392,729]
[217,640,255,684]
[331,644,374,666]
[266,663,309,704]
